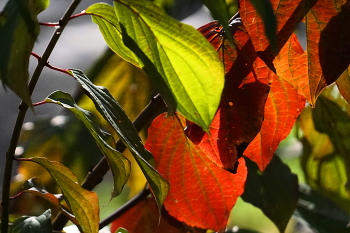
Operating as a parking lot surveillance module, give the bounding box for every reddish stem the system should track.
[39,12,86,27]
[32,101,47,107]
[31,52,72,76]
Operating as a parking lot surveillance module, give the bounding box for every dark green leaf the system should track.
[69,69,169,210]
[242,156,299,233]
[10,209,52,233]
[113,0,224,131]
[248,0,277,53]
[44,90,131,199]
[201,0,235,47]
[297,184,350,233]
[28,157,99,233]
[0,0,50,108]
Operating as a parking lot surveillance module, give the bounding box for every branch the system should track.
[52,94,167,230]
[0,0,82,232]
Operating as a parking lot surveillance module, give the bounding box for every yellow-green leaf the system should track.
[27,157,99,233]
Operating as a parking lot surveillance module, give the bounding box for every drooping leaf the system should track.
[241,156,299,233]
[69,69,169,209]
[85,3,141,67]
[10,209,52,233]
[26,157,99,233]
[297,184,350,233]
[0,0,50,108]
[145,113,247,231]
[21,178,78,225]
[244,73,306,171]
[239,0,350,105]
[43,90,131,199]
[186,20,273,172]
[114,0,225,131]
[110,197,205,233]
[201,0,235,47]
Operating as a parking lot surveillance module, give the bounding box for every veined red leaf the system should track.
[145,113,247,231]
[110,197,205,233]
[239,0,350,105]
[244,73,306,171]
[190,21,274,172]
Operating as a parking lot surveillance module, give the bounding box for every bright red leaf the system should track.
[189,22,275,172]
[145,113,247,231]
[239,0,350,105]
[244,73,306,171]
[111,197,205,233]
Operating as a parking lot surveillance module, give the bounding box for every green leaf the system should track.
[85,3,141,68]
[10,209,52,233]
[201,0,235,47]
[69,69,169,210]
[0,0,50,108]
[297,184,350,233]
[44,90,131,199]
[21,178,79,226]
[28,157,99,233]
[248,0,277,53]
[242,156,299,233]
[113,0,224,131]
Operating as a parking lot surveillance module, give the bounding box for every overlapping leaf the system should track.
[145,113,247,231]
[244,68,306,171]
[44,90,131,198]
[187,21,273,172]
[113,0,224,131]
[0,0,49,108]
[69,69,169,209]
[239,0,350,105]
[26,157,99,233]
[11,209,52,233]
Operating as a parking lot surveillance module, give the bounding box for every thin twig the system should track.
[52,94,167,230]
[0,0,82,232]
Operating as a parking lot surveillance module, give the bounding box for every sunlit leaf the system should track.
[239,0,350,105]
[26,157,99,233]
[188,20,273,172]
[44,90,130,199]
[111,197,205,233]
[69,69,169,209]
[244,73,306,171]
[146,113,247,231]
[0,0,50,108]
[242,156,299,233]
[11,209,52,233]
[114,0,225,131]
[85,3,141,67]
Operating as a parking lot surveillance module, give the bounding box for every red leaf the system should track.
[145,113,247,231]
[244,74,306,171]
[189,22,274,171]
[239,0,350,105]
[110,197,204,233]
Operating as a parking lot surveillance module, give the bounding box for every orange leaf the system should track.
[239,0,350,105]
[145,113,247,231]
[244,74,306,171]
[188,22,274,171]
